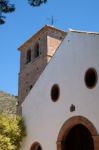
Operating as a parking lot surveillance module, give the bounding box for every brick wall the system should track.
[17,26,66,114]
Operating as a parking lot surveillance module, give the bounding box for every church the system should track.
[17,25,99,150]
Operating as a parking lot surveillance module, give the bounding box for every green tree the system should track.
[28,0,47,7]
[0,0,47,25]
[0,113,26,150]
[0,0,15,24]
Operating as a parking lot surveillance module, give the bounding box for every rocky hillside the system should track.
[0,91,17,114]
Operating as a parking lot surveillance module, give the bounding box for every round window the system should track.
[84,68,98,89]
[51,84,60,102]
[30,142,42,150]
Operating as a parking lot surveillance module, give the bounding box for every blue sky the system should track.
[0,0,99,96]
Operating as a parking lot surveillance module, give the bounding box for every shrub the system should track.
[0,113,26,150]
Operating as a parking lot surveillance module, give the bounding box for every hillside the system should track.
[0,91,17,114]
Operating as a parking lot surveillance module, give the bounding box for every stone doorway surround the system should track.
[57,116,99,150]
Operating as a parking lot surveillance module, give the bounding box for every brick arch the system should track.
[57,116,99,150]
[30,141,42,150]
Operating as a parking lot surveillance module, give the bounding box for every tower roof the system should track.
[18,25,66,51]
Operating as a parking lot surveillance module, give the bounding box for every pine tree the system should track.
[28,0,47,7]
[0,0,15,24]
[0,0,48,25]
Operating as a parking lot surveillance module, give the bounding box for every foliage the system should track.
[28,0,47,7]
[0,113,26,150]
[0,0,15,24]
[0,0,48,25]
[0,91,17,114]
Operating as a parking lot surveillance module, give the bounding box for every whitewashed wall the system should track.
[21,30,99,150]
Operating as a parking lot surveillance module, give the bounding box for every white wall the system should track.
[22,30,99,150]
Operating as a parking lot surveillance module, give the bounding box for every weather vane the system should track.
[47,16,57,26]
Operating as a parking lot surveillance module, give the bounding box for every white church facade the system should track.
[18,25,99,150]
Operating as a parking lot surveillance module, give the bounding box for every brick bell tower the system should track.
[17,25,66,114]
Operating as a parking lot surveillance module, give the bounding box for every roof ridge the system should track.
[68,28,99,34]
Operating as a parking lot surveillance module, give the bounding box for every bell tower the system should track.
[17,25,66,114]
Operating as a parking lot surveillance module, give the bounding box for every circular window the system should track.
[51,84,60,102]
[30,142,42,150]
[84,68,98,89]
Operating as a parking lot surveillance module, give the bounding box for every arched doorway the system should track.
[62,124,94,150]
[57,116,99,150]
